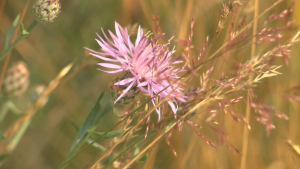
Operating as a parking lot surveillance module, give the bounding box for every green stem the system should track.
[59,101,149,169]
[103,129,155,169]
[0,19,38,61]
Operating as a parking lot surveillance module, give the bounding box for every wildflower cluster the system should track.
[86,22,186,120]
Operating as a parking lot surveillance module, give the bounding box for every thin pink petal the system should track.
[114,81,135,104]
[114,78,135,85]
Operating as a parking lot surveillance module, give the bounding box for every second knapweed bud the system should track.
[2,61,30,97]
[33,0,61,23]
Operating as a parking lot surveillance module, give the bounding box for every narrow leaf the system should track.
[138,153,148,162]
[113,106,126,118]
[133,145,140,157]
[70,119,80,132]
[70,119,106,151]
[88,130,123,140]
[91,97,114,129]
[60,92,104,168]
[69,92,104,152]
[19,22,29,35]
[4,14,20,50]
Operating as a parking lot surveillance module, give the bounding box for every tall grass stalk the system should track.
[241,0,258,168]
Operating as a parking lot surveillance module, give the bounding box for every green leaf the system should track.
[138,153,148,162]
[70,119,80,132]
[70,119,106,151]
[113,106,126,118]
[4,14,20,50]
[88,130,123,140]
[0,132,5,140]
[164,121,176,132]
[85,138,106,152]
[91,96,114,130]
[69,92,104,152]
[18,22,29,35]
[133,145,140,157]
[60,92,105,168]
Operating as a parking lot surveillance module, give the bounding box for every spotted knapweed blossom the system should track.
[85,22,186,120]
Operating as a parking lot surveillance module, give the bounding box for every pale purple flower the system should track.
[85,22,186,120]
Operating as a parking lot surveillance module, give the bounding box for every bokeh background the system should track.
[0,0,300,168]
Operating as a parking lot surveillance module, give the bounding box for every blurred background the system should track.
[0,0,300,168]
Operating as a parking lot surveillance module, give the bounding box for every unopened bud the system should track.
[2,61,30,96]
[34,0,61,22]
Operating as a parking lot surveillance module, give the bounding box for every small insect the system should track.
[287,139,300,157]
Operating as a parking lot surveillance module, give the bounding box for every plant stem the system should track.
[59,101,148,169]
[0,0,31,95]
[103,130,155,169]
[240,0,258,169]
[0,19,38,61]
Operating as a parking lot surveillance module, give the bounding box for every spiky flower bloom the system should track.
[33,0,61,22]
[86,22,186,120]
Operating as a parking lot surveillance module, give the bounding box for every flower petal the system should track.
[98,63,122,69]
[115,78,135,85]
[97,68,124,74]
[114,81,135,104]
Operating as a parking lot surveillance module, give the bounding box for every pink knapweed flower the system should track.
[85,22,186,120]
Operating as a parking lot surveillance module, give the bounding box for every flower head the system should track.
[34,0,61,23]
[86,22,186,120]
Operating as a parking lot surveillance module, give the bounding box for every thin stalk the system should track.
[206,0,283,63]
[240,0,258,169]
[0,19,38,61]
[123,98,212,168]
[103,130,155,169]
[59,101,148,169]
[0,0,33,95]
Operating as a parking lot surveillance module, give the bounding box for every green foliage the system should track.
[133,145,148,162]
[18,22,29,35]
[60,92,114,168]
[138,153,148,162]
[0,132,5,140]
[3,14,20,51]
[70,119,106,151]
[88,130,123,140]
[0,153,10,163]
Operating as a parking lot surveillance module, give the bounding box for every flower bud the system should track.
[33,0,61,22]
[2,61,30,96]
